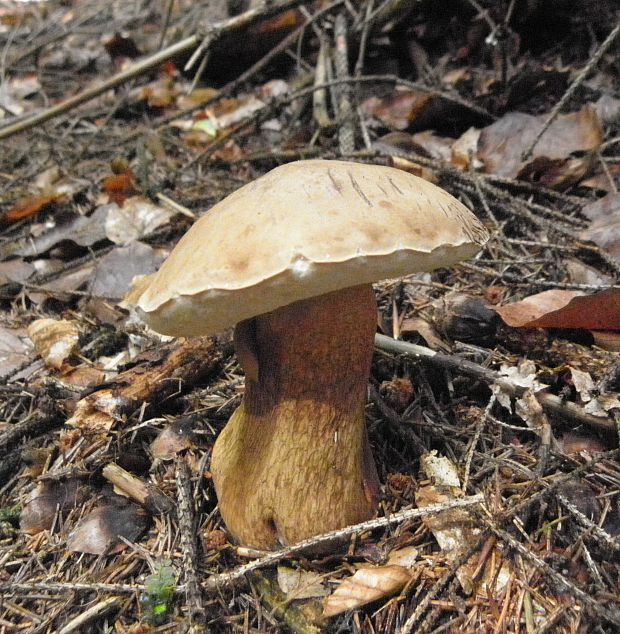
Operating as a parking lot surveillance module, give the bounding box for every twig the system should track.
[521,19,620,160]
[0,0,308,140]
[481,517,620,626]
[374,334,616,433]
[175,456,205,630]
[334,13,355,154]
[204,495,484,590]
[102,463,174,514]
[57,597,121,634]
[158,0,176,50]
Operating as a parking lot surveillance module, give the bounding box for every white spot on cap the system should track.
[291,257,312,278]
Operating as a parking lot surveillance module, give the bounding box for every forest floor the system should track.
[1,1,620,632]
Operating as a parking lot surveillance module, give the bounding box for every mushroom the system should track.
[131,160,489,549]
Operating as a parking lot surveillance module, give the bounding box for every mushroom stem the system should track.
[210,284,380,549]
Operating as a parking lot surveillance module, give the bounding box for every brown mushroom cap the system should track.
[135,160,488,336]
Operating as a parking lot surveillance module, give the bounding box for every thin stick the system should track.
[0,0,307,140]
[374,334,617,433]
[521,19,620,160]
[204,495,484,590]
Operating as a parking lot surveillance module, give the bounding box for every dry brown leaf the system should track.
[67,500,149,555]
[516,153,597,190]
[89,242,160,300]
[0,326,32,377]
[580,193,620,265]
[2,192,67,224]
[64,390,123,432]
[27,318,80,369]
[565,259,613,286]
[495,289,620,330]
[151,419,196,460]
[363,89,483,133]
[478,106,603,179]
[104,197,172,245]
[322,566,413,618]
[567,367,595,403]
[386,545,419,568]
[277,566,329,600]
[102,169,138,206]
[20,478,89,535]
[14,206,109,258]
[451,127,482,170]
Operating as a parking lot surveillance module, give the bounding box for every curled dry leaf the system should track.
[2,192,68,225]
[151,419,196,461]
[417,453,483,593]
[20,478,89,535]
[27,318,80,369]
[495,289,620,331]
[104,197,173,245]
[322,565,413,618]
[478,106,603,179]
[67,499,149,555]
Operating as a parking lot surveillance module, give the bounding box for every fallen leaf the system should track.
[495,289,620,330]
[322,566,413,617]
[363,89,484,133]
[20,478,89,535]
[580,193,620,264]
[27,318,80,369]
[451,127,482,171]
[0,259,35,284]
[67,499,149,555]
[493,361,548,411]
[176,87,219,110]
[565,259,613,286]
[421,452,461,488]
[517,153,597,190]
[104,197,172,245]
[14,206,109,257]
[89,242,160,300]
[139,79,177,108]
[102,169,139,206]
[2,192,67,224]
[0,326,32,377]
[478,106,603,179]
[515,390,548,431]
[584,394,620,417]
[386,545,419,568]
[151,419,196,460]
[567,367,595,403]
[277,566,329,600]
[416,456,482,593]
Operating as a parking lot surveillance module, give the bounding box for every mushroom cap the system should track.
[134,160,489,336]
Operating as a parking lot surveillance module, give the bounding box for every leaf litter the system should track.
[1,1,620,633]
